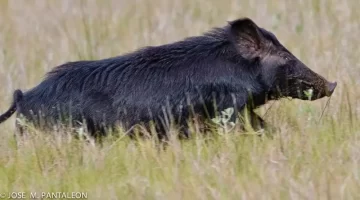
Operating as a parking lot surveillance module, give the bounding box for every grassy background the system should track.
[0,0,359,199]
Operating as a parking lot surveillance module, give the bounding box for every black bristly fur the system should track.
[0,18,335,139]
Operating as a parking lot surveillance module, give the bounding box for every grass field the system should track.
[0,0,359,199]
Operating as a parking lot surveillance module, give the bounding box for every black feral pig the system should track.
[0,18,337,140]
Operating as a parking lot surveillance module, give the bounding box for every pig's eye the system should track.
[279,53,290,61]
[283,56,290,61]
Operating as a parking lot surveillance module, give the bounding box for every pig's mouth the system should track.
[269,80,337,101]
[293,80,337,101]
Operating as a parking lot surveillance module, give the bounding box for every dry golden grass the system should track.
[0,0,359,199]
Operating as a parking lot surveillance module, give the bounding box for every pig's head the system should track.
[228,18,337,101]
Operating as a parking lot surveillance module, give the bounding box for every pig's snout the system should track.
[326,81,337,97]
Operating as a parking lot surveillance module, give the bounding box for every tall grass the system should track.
[0,0,359,199]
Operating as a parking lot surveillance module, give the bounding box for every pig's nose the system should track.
[326,81,337,96]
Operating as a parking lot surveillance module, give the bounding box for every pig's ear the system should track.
[228,18,266,60]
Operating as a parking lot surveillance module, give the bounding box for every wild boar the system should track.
[0,18,337,140]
